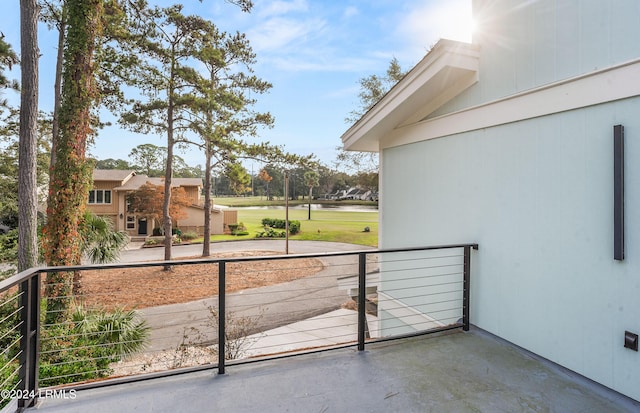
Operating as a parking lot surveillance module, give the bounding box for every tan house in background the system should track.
[88,169,236,239]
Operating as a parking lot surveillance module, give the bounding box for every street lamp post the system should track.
[285,172,289,254]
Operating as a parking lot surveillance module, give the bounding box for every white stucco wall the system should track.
[380,98,640,400]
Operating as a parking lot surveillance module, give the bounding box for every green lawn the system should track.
[202,207,378,247]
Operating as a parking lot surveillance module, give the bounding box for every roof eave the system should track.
[341,39,480,153]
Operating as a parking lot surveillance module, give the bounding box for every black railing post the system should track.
[462,246,471,331]
[18,273,40,411]
[357,252,366,351]
[218,261,226,375]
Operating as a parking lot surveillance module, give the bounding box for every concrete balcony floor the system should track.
[34,328,639,413]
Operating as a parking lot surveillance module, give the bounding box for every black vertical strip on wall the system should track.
[614,124,624,261]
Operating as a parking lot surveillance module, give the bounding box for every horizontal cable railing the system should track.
[0,243,477,411]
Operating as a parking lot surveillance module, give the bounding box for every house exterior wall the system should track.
[175,207,229,236]
[86,181,122,229]
[376,0,640,401]
[182,186,201,204]
[381,97,640,401]
[88,171,212,236]
[430,0,640,119]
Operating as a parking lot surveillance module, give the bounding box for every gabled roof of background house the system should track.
[112,174,202,191]
[92,169,202,190]
[93,169,136,182]
[341,39,480,152]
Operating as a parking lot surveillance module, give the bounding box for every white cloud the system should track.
[248,17,326,52]
[257,0,309,18]
[343,6,359,19]
[267,54,383,73]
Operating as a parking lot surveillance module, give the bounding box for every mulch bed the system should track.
[75,251,324,310]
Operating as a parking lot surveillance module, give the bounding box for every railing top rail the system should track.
[0,266,41,292]
[0,243,479,293]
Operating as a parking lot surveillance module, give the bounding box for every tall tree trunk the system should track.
[162,70,174,269]
[18,0,39,272]
[308,186,312,220]
[45,0,103,323]
[50,13,66,168]
[202,140,212,257]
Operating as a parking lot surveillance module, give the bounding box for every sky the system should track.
[1,0,473,170]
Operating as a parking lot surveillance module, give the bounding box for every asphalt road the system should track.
[120,240,373,352]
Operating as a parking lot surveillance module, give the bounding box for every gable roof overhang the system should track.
[92,169,136,183]
[341,39,480,153]
[112,175,203,191]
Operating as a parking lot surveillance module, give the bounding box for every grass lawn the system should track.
[201,207,378,247]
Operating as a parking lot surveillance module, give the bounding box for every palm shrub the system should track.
[79,211,129,264]
[71,305,150,357]
[39,303,150,386]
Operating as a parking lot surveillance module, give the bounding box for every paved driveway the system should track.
[120,241,373,352]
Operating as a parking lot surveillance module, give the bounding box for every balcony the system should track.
[1,242,638,412]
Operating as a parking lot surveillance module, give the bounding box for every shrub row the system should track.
[260,218,300,235]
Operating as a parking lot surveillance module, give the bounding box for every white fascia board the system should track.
[341,40,480,153]
[382,57,640,150]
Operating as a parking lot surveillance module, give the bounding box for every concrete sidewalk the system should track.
[242,308,377,357]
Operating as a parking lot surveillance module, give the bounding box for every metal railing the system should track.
[0,243,477,411]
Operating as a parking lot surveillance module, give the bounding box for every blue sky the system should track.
[1,0,472,169]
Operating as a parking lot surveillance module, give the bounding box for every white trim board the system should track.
[382,58,640,150]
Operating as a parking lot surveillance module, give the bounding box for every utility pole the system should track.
[285,172,289,254]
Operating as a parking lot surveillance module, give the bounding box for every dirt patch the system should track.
[78,251,323,310]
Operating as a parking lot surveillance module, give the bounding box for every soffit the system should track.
[341,40,480,153]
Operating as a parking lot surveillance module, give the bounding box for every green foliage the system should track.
[228,223,248,236]
[0,229,17,265]
[255,227,286,238]
[303,170,320,189]
[93,158,132,170]
[128,144,166,177]
[39,304,149,387]
[0,295,147,391]
[180,231,198,241]
[45,0,103,323]
[79,211,129,264]
[0,293,21,359]
[70,305,150,358]
[346,57,406,123]
[0,108,53,229]
[226,163,252,196]
[261,218,300,235]
[0,293,22,407]
[0,34,19,99]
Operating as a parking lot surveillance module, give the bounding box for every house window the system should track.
[88,189,112,204]
[126,215,135,230]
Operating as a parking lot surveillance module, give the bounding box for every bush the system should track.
[180,231,198,241]
[152,227,162,236]
[228,222,248,236]
[260,218,300,235]
[38,305,150,387]
[255,227,286,238]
